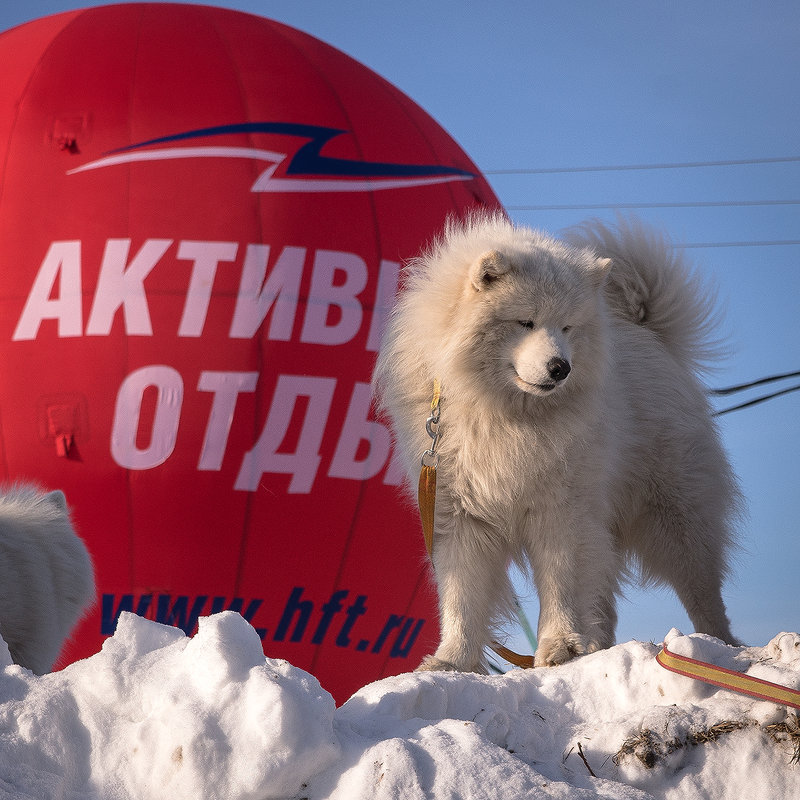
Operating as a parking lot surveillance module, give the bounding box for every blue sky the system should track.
[2,1,798,652]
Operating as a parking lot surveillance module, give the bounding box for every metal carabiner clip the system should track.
[422,405,441,467]
[421,448,439,469]
[425,412,439,441]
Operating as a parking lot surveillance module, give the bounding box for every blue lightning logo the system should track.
[68,122,476,192]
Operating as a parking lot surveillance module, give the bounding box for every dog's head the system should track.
[441,224,612,400]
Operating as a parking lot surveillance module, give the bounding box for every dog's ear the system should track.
[590,256,612,288]
[45,490,68,511]
[470,250,512,291]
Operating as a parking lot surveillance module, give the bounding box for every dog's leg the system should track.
[589,592,618,650]
[527,518,618,666]
[677,582,739,645]
[653,539,740,646]
[527,528,587,666]
[417,514,512,673]
[577,531,621,653]
[634,503,740,646]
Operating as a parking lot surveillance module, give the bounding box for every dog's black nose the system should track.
[547,357,571,382]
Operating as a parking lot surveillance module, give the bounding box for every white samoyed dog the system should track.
[0,486,95,673]
[374,213,741,671]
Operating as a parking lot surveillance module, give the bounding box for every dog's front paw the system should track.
[416,655,460,672]
[584,638,604,655]
[535,633,586,666]
[415,654,486,673]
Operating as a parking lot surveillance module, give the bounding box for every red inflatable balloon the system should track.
[0,3,500,701]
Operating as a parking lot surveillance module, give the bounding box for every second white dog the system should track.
[0,485,95,673]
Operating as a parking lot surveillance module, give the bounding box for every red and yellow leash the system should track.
[657,641,800,710]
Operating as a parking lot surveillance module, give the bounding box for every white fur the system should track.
[0,485,95,673]
[374,213,741,671]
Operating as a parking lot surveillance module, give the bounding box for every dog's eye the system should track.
[562,325,572,333]
[518,320,535,330]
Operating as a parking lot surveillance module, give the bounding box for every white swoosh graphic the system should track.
[68,146,473,192]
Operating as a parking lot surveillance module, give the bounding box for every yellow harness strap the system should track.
[417,379,535,670]
[418,464,437,560]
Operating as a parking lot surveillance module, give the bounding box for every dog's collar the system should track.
[431,377,442,412]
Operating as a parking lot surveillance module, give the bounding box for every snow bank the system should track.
[1,613,798,799]
[0,612,339,799]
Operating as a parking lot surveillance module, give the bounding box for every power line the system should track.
[713,384,800,416]
[507,199,800,211]
[710,371,800,396]
[711,370,800,416]
[505,200,800,247]
[681,240,800,249]
[486,155,800,175]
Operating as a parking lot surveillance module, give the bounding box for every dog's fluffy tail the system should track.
[565,217,725,373]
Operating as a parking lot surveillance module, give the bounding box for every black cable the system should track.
[486,155,800,175]
[507,200,800,211]
[713,384,800,416]
[681,240,800,249]
[710,370,800,396]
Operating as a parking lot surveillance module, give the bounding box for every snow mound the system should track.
[0,612,339,799]
[1,613,798,799]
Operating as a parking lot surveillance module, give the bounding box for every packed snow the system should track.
[1,611,798,799]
